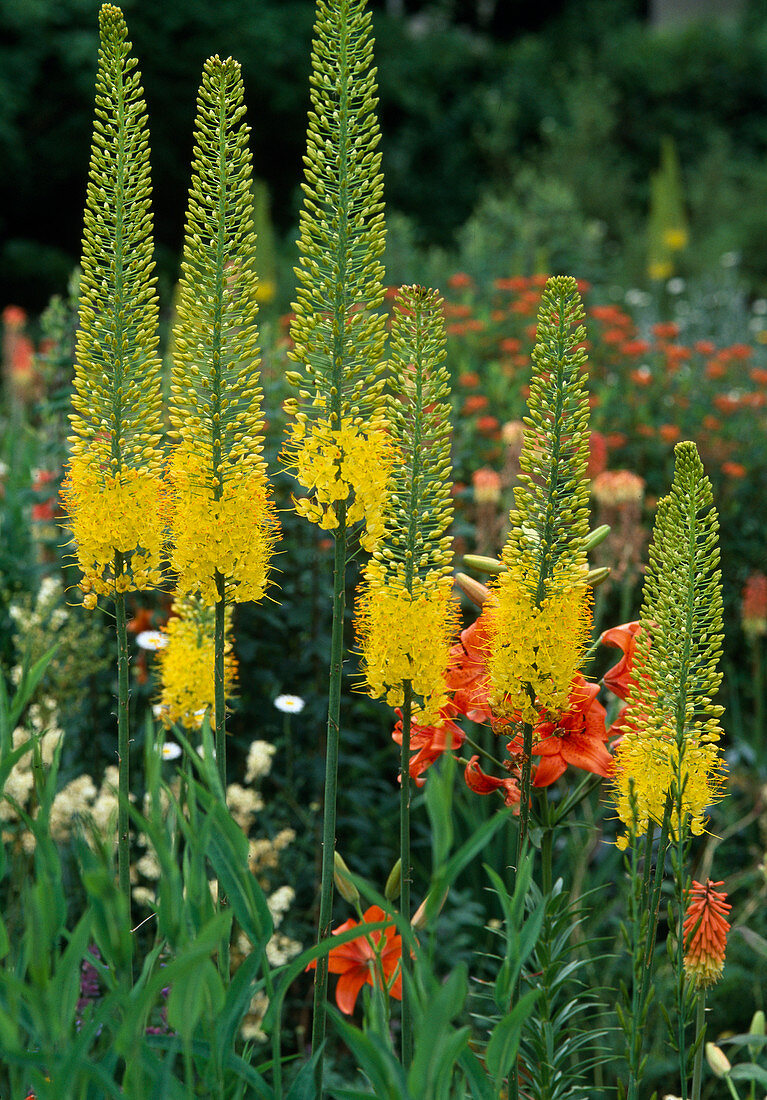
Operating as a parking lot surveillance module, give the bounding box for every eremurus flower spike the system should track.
[612,441,725,849]
[284,1,388,1083]
[63,3,164,600]
[167,55,278,806]
[62,2,164,967]
[356,285,458,720]
[485,275,593,729]
[283,0,390,547]
[167,55,278,608]
[355,285,456,1067]
[157,593,237,731]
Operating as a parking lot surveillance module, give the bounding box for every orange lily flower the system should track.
[464,755,521,808]
[600,621,642,701]
[307,904,402,1015]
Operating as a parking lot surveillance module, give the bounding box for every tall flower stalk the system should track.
[62,3,164,950]
[613,442,725,1100]
[356,285,456,1066]
[167,55,278,794]
[282,0,388,1081]
[485,275,592,860]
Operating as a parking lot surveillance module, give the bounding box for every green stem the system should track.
[114,555,133,980]
[677,827,689,1100]
[400,680,413,1070]
[312,506,347,1092]
[463,732,507,772]
[214,570,226,792]
[214,570,230,983]
[691,991,706,1100]
[627,826,655,1100]
[516,717,534,868]
[752,637,764,752]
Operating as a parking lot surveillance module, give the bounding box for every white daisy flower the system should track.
[160,742,182,761]
[136,630,168,651]
[274,694,305,714]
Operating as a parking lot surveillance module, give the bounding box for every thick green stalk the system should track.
[400,680,413,1069]
[312,505,347,1090]
[214,569,230,981]
[627,825,655,1100]
[691,991,706,1100]
[114,554,133,978]
[516,718,535,867]
[214,570,227,791]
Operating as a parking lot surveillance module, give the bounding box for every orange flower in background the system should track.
[505,676,611,787]
[458,371,480,388]
[683,879,731,989]
[750,367,767,385]
[448,271,474,290]
[500,336,521,354]
[702,415,721,431]
[464,755,520,808]
[307,905,403,1014]
[600,621,642,702]
[620,339,650,358]
[658,423,681,443]
[630,367,652,387]
[587,431,608,477]
[462,394,489,415]
[721,461,746,479]
[652,321,679,341]
[742,572,767,638]
[476,415,501,436]
[494,276,529,292]
[472,467,501,503]
[694,340,716,356]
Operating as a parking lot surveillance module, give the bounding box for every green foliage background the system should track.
[6,0,767,306]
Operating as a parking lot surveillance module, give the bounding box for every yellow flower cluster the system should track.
[288,417,392,551]
[356,563,459,722]
[157,598,237,728]
[486,565,591,725]
[612,728,723,850]
[166,447,278,605]
[62,456,165,597]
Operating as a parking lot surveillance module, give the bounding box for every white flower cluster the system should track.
[244,739,276,784]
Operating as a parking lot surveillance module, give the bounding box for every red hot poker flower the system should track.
[307,904,402,1014]
[683,879,731,989]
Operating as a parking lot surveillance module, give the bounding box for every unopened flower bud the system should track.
[462,554,506,576]
[385,858,401,902]
[411,887,448,930]
[584,523,611,551]
[586,566,611,588]
[333,851,359,905]
[454,572,492,607]
[83,593,98,610]
[705,1042,732,1078]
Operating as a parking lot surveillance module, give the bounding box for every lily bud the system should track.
[385,858,402,901]
[705,1042,731,1078]
[411,887,449,930]
[586,566,611,588]
[454,572,491,607]
[333,851,359,906]
[584,524,611,552]
[462,554,506,576]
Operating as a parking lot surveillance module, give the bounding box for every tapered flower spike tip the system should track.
[282,0,390,550]
[166,55,279,606]
[485,275,593,725]
[612,441,725,849]
[356,285,459,720]
[62,3,165,602]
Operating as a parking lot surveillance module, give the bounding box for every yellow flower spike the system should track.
[63,4,164,599]
[356,286,458,722]
[282,0,389,546]
[166,55,278,606]
[612,442,725,849]
[157,594,237,730]
[486,275,592,726]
